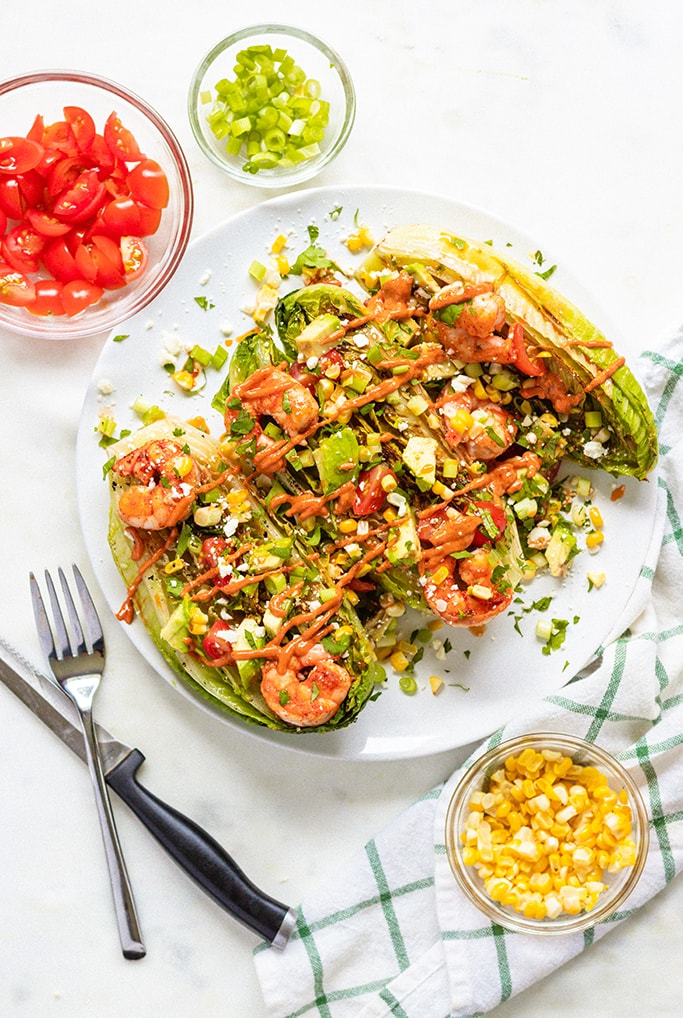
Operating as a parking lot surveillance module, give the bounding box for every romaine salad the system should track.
[105,223,657,733]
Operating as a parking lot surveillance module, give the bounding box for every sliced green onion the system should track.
[204,44,331,173]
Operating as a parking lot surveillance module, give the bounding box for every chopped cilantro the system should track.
[194,295,215,311]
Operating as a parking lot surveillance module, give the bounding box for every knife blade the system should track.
[0,637,296,949]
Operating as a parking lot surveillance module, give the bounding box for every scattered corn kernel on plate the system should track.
[76,186,659,760]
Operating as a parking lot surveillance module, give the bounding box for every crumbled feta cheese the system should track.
[97,378,115,396]
[199,270,212,286]
[583,440,607,459]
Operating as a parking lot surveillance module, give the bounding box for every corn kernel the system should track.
[271,233,288,254]
[589,505,604,528]
[390,651,410,672]
[338,518,358,534]
[586,531,604,550]
[431,565,450,586]
[429,674,443,695]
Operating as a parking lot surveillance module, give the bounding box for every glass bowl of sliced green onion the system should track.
[188,25,356,187]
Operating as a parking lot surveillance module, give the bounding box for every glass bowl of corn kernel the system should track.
[444,733,649,934]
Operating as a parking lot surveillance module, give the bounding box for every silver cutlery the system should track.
[29,565,145,960]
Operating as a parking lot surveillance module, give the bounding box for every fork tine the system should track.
[58,565,87,655]
[72,564,104,653]
[29,571,56,662]
[45,569,74,660]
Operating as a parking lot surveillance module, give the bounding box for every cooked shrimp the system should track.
[418,547,512,626]
[417,506,512,626]
[233,365,319,436]
[438,387,517,461]
[113,439,199,530]
[430,282,512,363]
[260,642,352,727]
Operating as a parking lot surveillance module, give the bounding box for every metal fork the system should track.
[29,565,145,960]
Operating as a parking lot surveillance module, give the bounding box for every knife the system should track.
[0,637,296,949]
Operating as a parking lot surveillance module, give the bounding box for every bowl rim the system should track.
[0,68,194,339]
[187,23,356,187]
[444,731,650,935]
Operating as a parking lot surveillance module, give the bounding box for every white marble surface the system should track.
[1,1,682,1014]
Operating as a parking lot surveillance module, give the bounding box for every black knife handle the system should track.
[106,749,295,947]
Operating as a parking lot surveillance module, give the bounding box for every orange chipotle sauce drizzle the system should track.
[116,527,179,623]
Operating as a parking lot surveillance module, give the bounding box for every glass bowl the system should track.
[0,70,193,340]
[444,733,649,935]
[188,25,356,188]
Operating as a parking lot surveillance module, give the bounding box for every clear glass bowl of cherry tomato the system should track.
[0,70,193,339]
[188,25,355,188]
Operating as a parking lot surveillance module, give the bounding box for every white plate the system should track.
[76,186,658,761]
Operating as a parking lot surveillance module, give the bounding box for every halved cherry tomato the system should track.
[136,202,162,237]
[2,224,45,274]
[0,263,36,306]
[63,106,96,152]
[44,237,83,282]
[120,236,148,280]
[73,242,98,282]
[289,361,318,393]
[27,209,71,237]
[52,168,106,223]
[471,500,507,548]
[0,207,6,235]
[510,322,546,377]
[0,137,44,175]
[41,120,78,156]
[62,279,103,317]
[353,465,397,516]
[127,159,169,209]
[47,155,86,198]
[202,619,236,662]
[319,349,344,375]
[26,114,44,144]
[17,171,45,208]
[28,279,65,316]
[0,177,24,219]
[201,537,229,567]
[89,235,126,288]
[104,112,144,162]
[97,194,143,237]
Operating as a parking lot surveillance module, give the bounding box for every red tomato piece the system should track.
[0,176,24,219]
[0,263,36,306]
[0,136,44,175]
[44,238,84,282]
[120,236,148,280]
[202,619,236,662]
[52,168,106,223]
[41,120,78,156]
[63,106,96,152]
[89,235,125,288]
[61,279,104,316]
[2,224,46,274]
[470,500,507,548]
[104,112,144,162]
[73,243,99,282]
[510,322,546,377]
[47,155,85,198]
[87,133,116,175]
[28,278,65,316]
[136,202,162,237]
[17,170,45,207]
[288,361,318,393]
[0,207,6,235]
[26,208,71,237]
[319,349,344,375]
[201,537,229,567]
[26,114,45,143]
[353,465,396,516]
[97,194,143,237]
[127,159,169,209]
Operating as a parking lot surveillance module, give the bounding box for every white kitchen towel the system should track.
[253,332,683,1017]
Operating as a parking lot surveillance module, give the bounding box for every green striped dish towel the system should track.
[254,337,683,1017]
